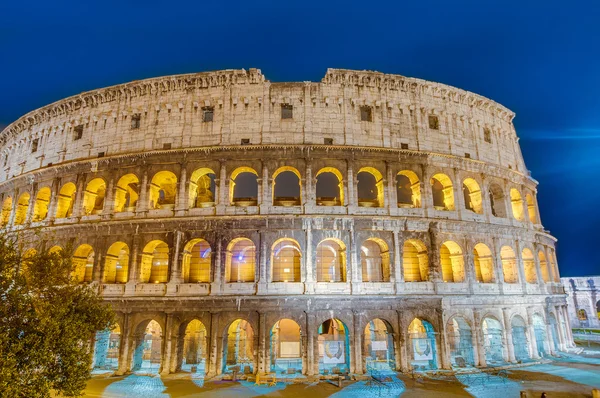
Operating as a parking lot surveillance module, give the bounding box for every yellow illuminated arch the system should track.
[225,238,256,282]
[149,171,177,209]
[140,240,170,283]
[56,182,76,218]
[361,237,390,282]
[189,168,216,208]
[315,167,344,206]
[430,173,454,210]
[182,238,212,283]
[271,238,301,282]
[82,178,107,215]
[501,246,518,283]
[1,197,12,227]
[510,188,524,221]
[440,241,465,282]
[32,187,51,222]
[104,242,130,283]
[473,243,494,283]
[14,192,30,225]
[462,178,483,214]
[397,170,421,208]
[73,244,94,283]
[403,239,429,282]
[357,167,384,207]
[114,174,140,213]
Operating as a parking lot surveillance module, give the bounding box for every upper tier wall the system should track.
[0,68,524,183]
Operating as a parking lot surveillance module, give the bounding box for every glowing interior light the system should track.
[284,268,290,273]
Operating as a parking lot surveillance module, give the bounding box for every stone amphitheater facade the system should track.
[0,68,574,378]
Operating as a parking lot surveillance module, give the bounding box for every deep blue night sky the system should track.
[1,1,599,276]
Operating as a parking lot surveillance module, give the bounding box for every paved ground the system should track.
[82,348,600,397]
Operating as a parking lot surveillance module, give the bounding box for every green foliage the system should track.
[0,237,115,397]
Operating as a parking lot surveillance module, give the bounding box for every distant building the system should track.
[562,276,600,329]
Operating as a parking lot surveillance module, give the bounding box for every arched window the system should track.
[430,173,454,210]
[482,317,504,365]
[182,239,211,283]
[230,167,258,206]
[114,174,139,213]
[132,320,162,374]
[32,187,51,222]
[473,243,495,283]
[510,188,524,221]
[72,244,94,283]
[149,171,177,210]
[522,248,537,283]
[447,316,474,368]
[1,197,12,227]
[316,167,344,206]
[488,183,507,218]
[56,182,76,218]
[357,167,384,207]
[526,193,537,223]
[511,316,530,361]
[224,319,255,373]
[140,240,169,283]
[181,320,208,374]
[440,241,465,282]
[189,168,216,208]
[316,239,346,282]
[501,246,519,284]
[360,238,390,282]
[462,178,483,214]
[397,170,421,208]
[403,239,429,282]
[14,192,30,225]
[273,167,301,206]
[82,178,106,215]
[103,242,129,283]
[270,319,302,374]
[318,318,350,374]
[363,318,396,371]
[538,250,550,283]
[408,318,437,370]
[271,239,301,282]
[226,238,256,283]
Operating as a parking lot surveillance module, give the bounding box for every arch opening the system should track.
[93,325,121,372]
[82,178,106,215]
[230,167,258,207]
[403,239,429,282]
[318,318,350,374]
[225,238,256,283]
[462,178,483,214]
[488,183,507,218]
[114,174,139,213]
[271,238,301,283]
[32,187,51,222]
[363,318,395,373]
[440,241,465,283]
[14,192,30,225]
[408,318,437,371]
[180,320,207,374]
[140,240,169,283]
[189,168,216,208]
[149,171,177,210]
[532,314,547,357]
[316,168,343,206]
[538,251,550,283]
[430,174,454,211]
[357,167,384,208]
[56,182,76,218]
[396,170,421,208]
[270,319,302,374]
[182,239,211,283]
[273,167,301,206]
[522,248,537,284]
[361,238,390,282]
[103,242,129,283]
[501,246,519,284]
[510,188,525,221]
[482,317,505,365]
[132,320,162,374]
[316,239,346,283]
[223,319,255,374]
[1,197,12,227]
[72,244,94,283]
[447,317,475,368]
[473,243,495,283]
[511,315,530,362]
[526,193,537,223]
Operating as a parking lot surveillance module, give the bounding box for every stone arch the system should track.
[538,250,550,283]
[318,318,351,374]
[225,238,256,283]
[272,166,301,206]
[522,248,537,284]
[532,313,547,357]
[149,170,177,210]
[488,183,507,218]
[360,238,390,282]
[32,187,51,222]
[179,319,208,374]
[408,318,437,370]
[315,167,344,206]
[440,241,465,283]
[14,192,30,225]
[473,243,495,283]
[114,173,139,213]
[189,168,216,208]
[139,240,170,283]
[526,193,537,223]
[56,182,76,218]
[511,315,530,361]
[222,319,255,374]
[270,318,302,374]
[462,178,483,214]
[363,318,396,372]
[403,239,429,282]
[1,196,12,227]
[103,242,129,283]
[357,167,384,208]
[72,244,94,283]
[270,238,301,283]
[48,245,63,254]
[93,324,121,372]
[446,316,475,368]
[82,178,106,215]
[510,188,524,221]
[501,246,519,284]
[549,250,559,282]
[481,316,504,365]
[430,173,454,210]
[230,167,258,206]
[396,170,421,208]
[316,238,347,282]
[182,238,212,283]
[131,319,163,374]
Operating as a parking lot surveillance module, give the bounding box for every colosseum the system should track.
[0,68,574,378]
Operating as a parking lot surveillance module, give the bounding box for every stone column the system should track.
[349,224,360,291]
[392,230,403,288]
[7,188,18,227]
[533,244,544,286]
[216,161,227,214]
[428,223,442,283]
[514,240,527,289]
[306,313,316,376]
[175,164,188,216]
[92,238,107,283]
[472,311,487,367]
[304,221,315,293]
[386,161,397,211]
[347,163,356,207]
[526,309,540,359]
[502,309,516,362]
[125,236,140,295]
[257,162,267,209]
[397,312,409,372]
[160,314,173,375]
[492,237,505,293]
[464,241,475,294]
[102,176,115,217]
[562,305,575,347]
[257,312,267,373]
[207,312,220,377]
[116,313,131,375]
[353,312,363,374]
[554,306,566,351]
[24,185,36,224]
[211,239,223,294]
[136,169,149,214]
[257,232,268,294]
[303,161,313,211]
[46,178,60,224]
[168,230,184,288]
[420,165,434,212]
[71,176,86,219]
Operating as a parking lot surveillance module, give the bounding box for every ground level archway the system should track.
[132,320,163,374]
[318,318,350,375]
[446,316,475,368]
[179,319,208,375]
[223,319,255,375]
[93,325,121,372]
[270,319,302,374]
[408,318,437,371]
[363,318,396,373]
[482,317,504,366]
